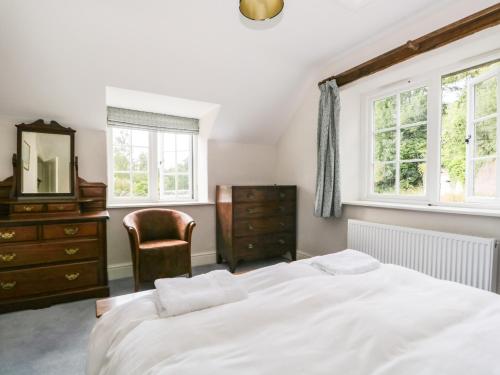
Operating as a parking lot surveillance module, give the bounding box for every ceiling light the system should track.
[239,0,284,21]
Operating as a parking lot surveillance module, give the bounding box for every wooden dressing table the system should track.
[0,120,109,313]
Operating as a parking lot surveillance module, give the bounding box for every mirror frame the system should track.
[15,120,76,198]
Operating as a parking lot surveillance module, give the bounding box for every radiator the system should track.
[347,220,498,292]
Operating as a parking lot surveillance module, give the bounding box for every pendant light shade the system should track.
[239,0,284,21]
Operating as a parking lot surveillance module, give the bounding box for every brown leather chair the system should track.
[123,209,196,291]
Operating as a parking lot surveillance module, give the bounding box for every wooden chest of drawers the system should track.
[0,178,109,314]
[216,185,297,272]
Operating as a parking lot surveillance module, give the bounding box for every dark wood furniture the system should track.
[216,185,297,272]
[319,3,500,87]
[123,209,196,292]
[0,120,109,314]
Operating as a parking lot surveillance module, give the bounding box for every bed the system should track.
[87,260,500,375]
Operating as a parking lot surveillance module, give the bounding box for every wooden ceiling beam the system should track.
[318,3,500,87]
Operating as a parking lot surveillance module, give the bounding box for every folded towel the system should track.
[154,270,248,317]
[311,249,380,275]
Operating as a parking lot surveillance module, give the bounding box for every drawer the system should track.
[47,203,79,212]
[0,239,100,269]
[234,201,295,219]
[42,222,98,240]
[234,216,295,237]
[0,261,99,299]
[12,204,44,214]
[233,187,296,203]
[0,226,37,243]
[234,233,295,259]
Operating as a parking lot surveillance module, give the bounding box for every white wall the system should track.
[275,27,500,259]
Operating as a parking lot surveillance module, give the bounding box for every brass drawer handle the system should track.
[248,243,254,249]
[23,205,34,212]
[0,231,15,240]
[1,281,16,290]
[279,222,285,227]
[248,224,254,230]
[0,253,16,262]
[246,192,255,199]
[65,273,80,281]
[246,208,256,214]
[58,205,66,211]
[64,248,80,255]
[278,239,286,245]
[64,227,79,236]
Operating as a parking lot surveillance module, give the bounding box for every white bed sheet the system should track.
[87,261,500,375]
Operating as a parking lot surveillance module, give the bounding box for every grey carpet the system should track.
[0,257,288,375]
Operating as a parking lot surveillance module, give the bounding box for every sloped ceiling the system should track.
[0,0,487,144]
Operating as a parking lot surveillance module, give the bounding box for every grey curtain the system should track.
[314,79,342,218]
[107,107,199,134]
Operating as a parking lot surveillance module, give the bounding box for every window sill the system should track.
[343,200,500,218]
[107,201,215,209]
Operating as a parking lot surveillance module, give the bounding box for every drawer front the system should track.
[0,261,99,299]
[0,240,100,269]
[0,226,37,243]
[234,233,295,259]
[12,204,44,214]
[234,201,295,219]
[234,216,295,237]
[43,222,98,240]
[233,187,296,203]
[47,203,79,212]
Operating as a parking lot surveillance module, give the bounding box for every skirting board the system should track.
[108,251,217,280]
[108,250,314,280]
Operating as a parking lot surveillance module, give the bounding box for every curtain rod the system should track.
[318,4,500,88]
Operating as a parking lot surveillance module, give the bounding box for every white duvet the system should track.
[87,262,500,375]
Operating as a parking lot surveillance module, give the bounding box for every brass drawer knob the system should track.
[0,253,16,262]
[248,224,254,230]
[1,281,16,290]
[64,227,79,236]
[246,208,256,214]
[64,248,80,255]
[0,231,15,240]
[65,273,80,281]
[248,243,254,249]
[23,205,34,212]
[58,205,65,211]
[278,239,286,245]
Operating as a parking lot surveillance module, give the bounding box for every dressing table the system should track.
[0,120,109,313]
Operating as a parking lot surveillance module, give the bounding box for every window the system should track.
[366,58,500,207]
[371,86,428,197]
[107,107,198,203]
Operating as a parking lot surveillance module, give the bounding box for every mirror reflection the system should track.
[21,132,71,194]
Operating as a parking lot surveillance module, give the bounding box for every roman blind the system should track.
[107,107,199,134]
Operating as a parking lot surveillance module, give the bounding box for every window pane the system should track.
[473,158,496,197]
[474,76,497,119]
[374,96,396,130]
[113,146,130,171]
[400,87,427,125]
[163,152,176,173]
[176,134,191,151]
[400,125,427,160]
[475,118,496,157]
[176,152,189,173]
[112,128,131,146]
[131,130,149,147]
[113,173,130,197]
[132,173,148,197]
[163,175,175,191]
[400,162,426,195]
[178,175,189,190]
[132,147,148,172]
[374,131,396,162]
[163,133,176,151]
[374,163,396,194]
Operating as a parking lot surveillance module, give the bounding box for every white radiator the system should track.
[347,220,498,292]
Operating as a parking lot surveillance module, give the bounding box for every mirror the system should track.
[16,120,75,197]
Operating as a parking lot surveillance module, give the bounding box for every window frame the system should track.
[107,127,197,204]
[362,53,500,209]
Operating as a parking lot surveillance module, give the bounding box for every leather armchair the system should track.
[123,209,196,291]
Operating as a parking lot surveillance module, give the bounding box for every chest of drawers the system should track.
[0,179,109,313]
[216,185,297,272]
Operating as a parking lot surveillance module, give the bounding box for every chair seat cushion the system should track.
[139,239,188,251]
